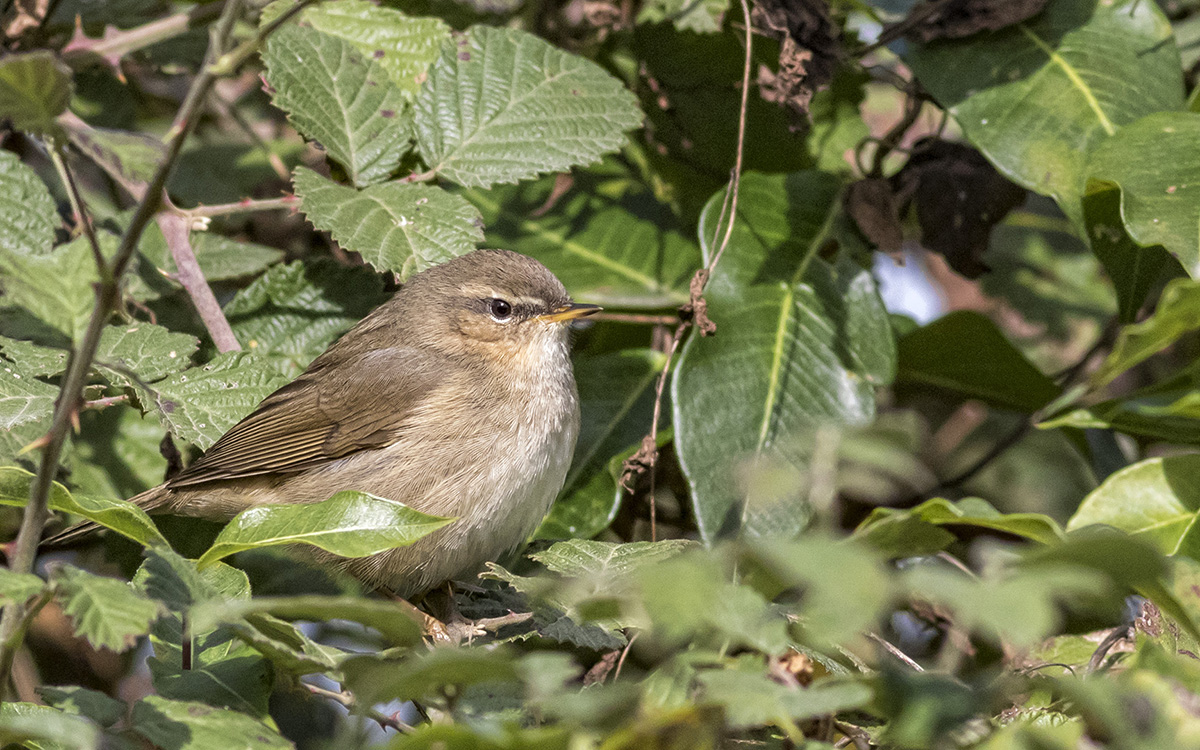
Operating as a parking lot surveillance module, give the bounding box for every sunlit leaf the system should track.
[53,565,161,652]
[0,150,57,257]
[129,696,291,750]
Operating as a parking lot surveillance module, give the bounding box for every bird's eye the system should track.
[488,298,513,321]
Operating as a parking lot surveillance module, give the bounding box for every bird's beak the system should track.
[538,302,602,323]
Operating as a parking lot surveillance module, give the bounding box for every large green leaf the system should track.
[293,166,483,277]
[129,696,292,750]
[415,25,642,187]
[301,0,449,99]
[896,311,1061,412]
[673,171,896,542]
[141,352,288,450]
[1087,111,1200,276]
[1089,277,1200,390]
[191,594,423,647]
[0,51,73,135]
[907,0,1182,228]
[0,703,99,750]
[466,164,701,307]
[538,349,665,539]
[1068,454,1200,559]
[0,466,167,547]
[263,23,411,187]
[195,490,454,568]
[0,341,58,430]
[95,323,199,386]
[224,260,386,377]
[855,497,1064,558]
[0,150,57,257]
[53,565,161,652]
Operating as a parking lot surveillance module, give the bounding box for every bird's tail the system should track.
[41,484,172,547]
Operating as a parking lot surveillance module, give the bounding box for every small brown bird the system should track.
[53,250,599,598]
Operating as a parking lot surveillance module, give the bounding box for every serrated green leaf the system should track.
[0,703,99,750]
[192,594,423,648]
[53,565,161,652]
[1068,455,1200,559]
[293,166,483,277]
[907,0,1182,228]
[0,466,167,547]
[0,335,69,377]
[0,343,58,430]
[302,0,450,99]
[142,352,288,449]
[0,569,46,605]
[225,260,386,377]
[263,23,411,187]
[896,311,1061,412]
[1087,111,1200,276]
[343,648,518,705]
[129,696,291,750]
[96,323,199,386]
[416,25,642,187]
[538,349,665,539]
[64,121,165,187]
[0,233,106,346]
[196,490,455,568]
[673,171,896,542]
[0,51,73,135]
[465,163,701,307]
[532,539,696,578]
[0,150,57,256]
[38,686,126,728]
[698,666,870,729]
[1090,278,1200,390]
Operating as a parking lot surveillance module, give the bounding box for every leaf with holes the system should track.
[294,167,483,277]
[415,25,642,187]
[196,490,454,568]
[143,352,288,450]
[673,171,897,542]
[263,23,411,186]
[908,0,1182,229]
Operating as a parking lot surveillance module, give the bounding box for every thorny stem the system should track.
[304,682,417,732]
[0,0,249,697]
[61,2,223,67]
[183,195,297,219]
[623,0,753,538]
[156,212,242,352]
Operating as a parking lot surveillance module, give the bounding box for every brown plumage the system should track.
[48,250,600,597]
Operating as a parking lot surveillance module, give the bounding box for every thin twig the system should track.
[613,631,638,681]
[47,141,109,282]
[304,682,416,733]
[156,212,241,352]
[868,632,924,672]
[0,0,249,697]
[182,195,297,219]
[206,0,319,79]
[590,312,679,326]
[61,2,224,68]
[83,394,129,410]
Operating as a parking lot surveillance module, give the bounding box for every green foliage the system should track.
[6,0,1200,747]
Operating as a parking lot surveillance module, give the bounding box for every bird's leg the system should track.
[380,590,452,644]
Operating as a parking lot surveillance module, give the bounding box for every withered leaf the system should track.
[845,178,904,254]
[905,0,1048,43]
[751,0,840,130]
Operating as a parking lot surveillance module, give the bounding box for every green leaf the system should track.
[1087,111,1200,276]
[1037,374,1200,444]
[138,226,284,284]
[531,539,696,577]
[698,665,870,729]
[0,466,168,547]
[636,0,730,33]
[907,0,1182,228]
[226,613,342,674]
[0,335,69,377]
[673,171,896,542]
[0,703,99,750]
[538,349,665,539]
[1068,455,1200,559]
[855,497,1064,558]
[95,323,199,386]
[39,686,126,727]
[301,0,450,99]
[1089,278,1200,390]
[1083,186,1173,324]
[65,122,165,187]
[0,233,107,345]
[465,164,701,307]
[69,406,168,503]
[196,490,454,568]
[896,311,1061,412]
[129,696,291,750]
[263,23,411,187]
[415,25,642,187]
[225,260,386,377]
[343,648,518,705]
[0,569,46,605]
[0,150,57,256]
[191,594,423,648]
[293,166,483,277]
[0,341,59,430]
[0,51,73,135]
[142,352,288,450]
[53,565,161,652]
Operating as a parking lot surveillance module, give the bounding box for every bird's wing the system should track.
[167,346,446,487]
